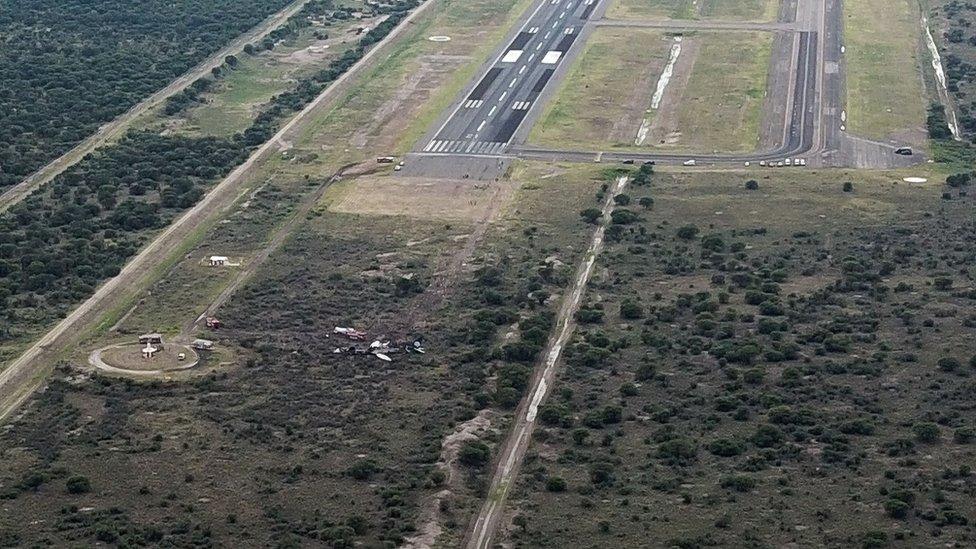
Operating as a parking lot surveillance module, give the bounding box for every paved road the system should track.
[596,18,799,31]
[0,0,313,215]
[420,0,603,156]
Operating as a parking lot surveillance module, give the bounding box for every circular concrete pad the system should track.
[90,343,199,377]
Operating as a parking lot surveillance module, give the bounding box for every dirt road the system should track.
[0,0,437,423]
[463,176,629,549]
[0,0,312,215]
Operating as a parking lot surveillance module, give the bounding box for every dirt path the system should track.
[0,0,438,424]
[178,162,375,339]
[463,176,629,549]
[0,0,312,215]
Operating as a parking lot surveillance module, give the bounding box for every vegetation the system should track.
[0,0,419,366]
[502,171,976,547]
[0,0,295,189]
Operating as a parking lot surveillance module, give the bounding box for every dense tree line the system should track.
[0,131,249,336]
[164,0,341,117]
[1,0,421,347]
[0,0,293,189]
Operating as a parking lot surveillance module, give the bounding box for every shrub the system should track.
[752,425,784,448]
[708,438,745,457]
[65,475,91,495]
[676,225,699,240]
[843,182,853,192]
[610,209,639,224]
[938,357,961,372]
[954,426,975,444]
[546,476,567,492]
[619,299,644,319]
[720,475,756,492]
[745,179,759,190]
[580,208,602,224]
[884,498,909,519]
[458,441,491,467]
[657,438,697,463]
[589,461,615,486]
[913,422,940,443]
[347,459,379,480]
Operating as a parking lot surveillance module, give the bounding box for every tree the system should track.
[745,179,759,190]
[65,475,91,494]
[938,357,961,372]
[580,208,602,224]
[224,54,239,67]
[676,225,699,240]
[613,193,631,206]
[913,422,940,443]
[546,476,567,492]
[884,498,910,519]
[347,459,379,480]
[589,461,615,486]
[843,181,853,192]
[458,441,491,467]
[638,196,654,209]
[619,299,643,319]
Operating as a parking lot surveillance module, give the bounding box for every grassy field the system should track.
[529,28,671,149]
[668,31,772,153]
[282,0,535,170]
[499,167,976,548]
[607,0,779,21]
[172,18,368,137]
[528,30,771,153]
[845,0,927,140]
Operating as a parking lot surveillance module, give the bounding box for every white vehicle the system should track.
[776,161,784,167]
[744,161,751,167]
[683,159,697,166]
[759,160,767,167]
[784,158,792,166]
[798,158,807,166]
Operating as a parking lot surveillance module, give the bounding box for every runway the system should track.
[420,0,602,156]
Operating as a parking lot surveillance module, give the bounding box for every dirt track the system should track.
[0,0,438,423]
[463,176,629,549]
[0,0,312,215]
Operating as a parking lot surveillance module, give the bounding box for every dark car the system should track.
[895,147,913,156]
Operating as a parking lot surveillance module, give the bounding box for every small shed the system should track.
[192,339,214,351]
[139,333,163,346]
[209,256,229,266]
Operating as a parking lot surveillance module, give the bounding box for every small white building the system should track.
[209,255,228,266]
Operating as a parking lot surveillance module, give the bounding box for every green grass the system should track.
[279,0,534,173]
[844,0,927,140]
[669,31,771,153]
[527,30,771,154]
[607,0,777,21]
[529,28,671,149]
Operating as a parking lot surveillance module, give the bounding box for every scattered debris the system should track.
[333,337,426,362]
[205,316,222,329]
[334,326,367,340]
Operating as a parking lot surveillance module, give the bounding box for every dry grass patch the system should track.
[322,174,520,222]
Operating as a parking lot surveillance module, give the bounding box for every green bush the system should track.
[913,422,940,443]
[65,475,91,494]
[458,441,491,467]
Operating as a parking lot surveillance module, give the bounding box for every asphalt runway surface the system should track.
[421,0,601,156]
